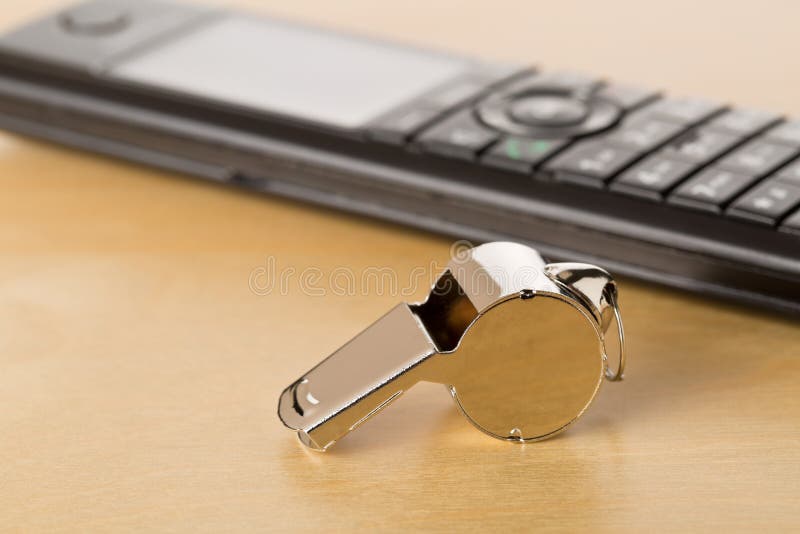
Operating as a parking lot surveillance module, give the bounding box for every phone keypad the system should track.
[394,68,800,233]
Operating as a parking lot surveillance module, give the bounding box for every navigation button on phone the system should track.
[508,95,590,127]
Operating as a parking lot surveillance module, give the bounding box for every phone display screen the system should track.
[111,15,472,129]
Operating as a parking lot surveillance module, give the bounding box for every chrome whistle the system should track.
[278,242,625,451]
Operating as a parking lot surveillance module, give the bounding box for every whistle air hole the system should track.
[520,289,535,300]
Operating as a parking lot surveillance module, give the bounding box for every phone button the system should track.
[367,106,442,145]
[59,5,130,36]
[669,168,758,213]
[417,110,499,160]
[726,178,800,226]
[596,84,660,111]
[508,95,590,127]
[779,207,800,236]
[639,97,724,125]
[482,136,567,173]
[502,71,600,94]
[478,90,621,139]
[546,140,641,188]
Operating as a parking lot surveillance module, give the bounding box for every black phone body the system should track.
[1,0,799,313]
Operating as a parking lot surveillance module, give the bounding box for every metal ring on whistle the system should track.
[605,293,626,382]
[278,242,628,451]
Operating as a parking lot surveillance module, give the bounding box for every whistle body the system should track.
[278,242,624,451]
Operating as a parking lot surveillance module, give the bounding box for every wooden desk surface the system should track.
[1,1,799,531]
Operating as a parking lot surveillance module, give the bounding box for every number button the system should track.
[779,208,800,236]
[765,120,800,147]
[727,179,800,225]
[669,168,759,213]
[606,119,684,152]
[716,140,797,176]
[775,159,800,186]
[547,141,640,188]
[644,97,724,125]
[706,109,781,136]
[611,156,695,200]
[664,128,742,164]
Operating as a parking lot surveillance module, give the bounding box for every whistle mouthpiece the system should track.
[277,303,439,451]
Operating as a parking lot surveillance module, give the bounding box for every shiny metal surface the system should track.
[543,262,626,380]
[448,295,604,442]
[277,303,438,450]
[278,242,626,450]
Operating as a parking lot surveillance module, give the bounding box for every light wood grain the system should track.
[1,1,799,532]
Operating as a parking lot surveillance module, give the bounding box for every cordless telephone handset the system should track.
[1,0,799,313]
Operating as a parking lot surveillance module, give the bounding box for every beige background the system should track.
[1,1,799,531]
